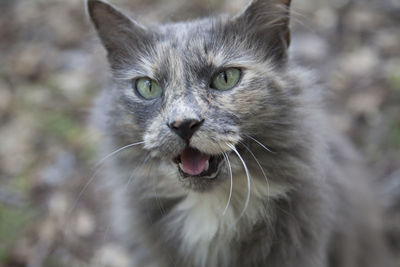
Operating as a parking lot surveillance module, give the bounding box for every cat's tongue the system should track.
[180,147,210,176]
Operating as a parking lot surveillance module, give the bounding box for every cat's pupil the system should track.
[144,80,150,91]
[223,72,228,83]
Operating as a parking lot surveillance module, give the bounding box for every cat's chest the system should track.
[163,193,238,267]
[157,174,287,267]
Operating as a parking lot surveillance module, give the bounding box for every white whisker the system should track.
[227,143,251,223]
[241,143,274,229]
[222,152,233,216]
[71,141,145,215]
[242,143,270,197]
[243,134,274,153]
[124,153,151,188]
[126,167,137,188]
[103,153,151,243]
[69,167,103,214]
[95,141,145,168]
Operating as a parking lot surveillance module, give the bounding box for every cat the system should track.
[87,0,395,266]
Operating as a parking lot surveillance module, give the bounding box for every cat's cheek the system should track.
[231,90,270,118]
[190,136,239,155]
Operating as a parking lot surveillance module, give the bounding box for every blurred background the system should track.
[0,0,399,266]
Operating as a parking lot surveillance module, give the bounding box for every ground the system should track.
[0,0,399,266]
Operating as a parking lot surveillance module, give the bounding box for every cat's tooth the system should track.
[179,163,183,171]
[204,160,209,171]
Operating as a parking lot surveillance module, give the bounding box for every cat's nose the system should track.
[168,119,204,141]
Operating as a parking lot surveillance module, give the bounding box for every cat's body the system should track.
[87,0,394,266]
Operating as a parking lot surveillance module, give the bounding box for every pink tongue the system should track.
[180,147,210,176]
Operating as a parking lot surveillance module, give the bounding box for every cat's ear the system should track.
[235,0,291,65]
[87,0,149,63]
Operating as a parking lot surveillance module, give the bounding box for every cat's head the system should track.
[88,0,295,190]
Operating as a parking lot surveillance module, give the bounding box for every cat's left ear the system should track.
[234,0,291,65]
[87,0,150,68]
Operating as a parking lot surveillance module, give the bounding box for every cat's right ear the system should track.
[234,0,291,65]
[86,0,148,60]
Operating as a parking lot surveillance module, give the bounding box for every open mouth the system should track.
[174,147,224,179]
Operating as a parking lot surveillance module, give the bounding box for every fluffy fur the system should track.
[87,0,394,266]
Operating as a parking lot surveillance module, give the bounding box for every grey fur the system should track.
[87,0,395,266]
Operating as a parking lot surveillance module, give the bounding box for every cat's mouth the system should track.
[174,147,223,179]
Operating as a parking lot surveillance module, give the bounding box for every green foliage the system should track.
[44,255,67,267]
[387,70,400,92]
[44,113,81,143]
[0,204,35,263]
[390,122,400,149]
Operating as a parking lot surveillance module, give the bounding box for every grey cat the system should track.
[87,0,394,266]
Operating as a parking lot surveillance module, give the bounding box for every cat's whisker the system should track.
[72,142,146,240]
[241,143,270,199]
[101,153,151,243]
[243,134,274,153]
[124,152,151,189]
[95,141,145,168]
[222,152,233,216]
[101,168,138,243]
[69,167,103,215]
[126,167,138,189]
[227,143,251,224]
[241,143,274,229]
[70,141,145,215]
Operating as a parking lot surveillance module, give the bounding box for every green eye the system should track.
[211,68,241,91]
[135,77,162,100]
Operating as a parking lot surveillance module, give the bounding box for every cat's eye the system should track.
[135,77,163,100]
[211,68,241,91]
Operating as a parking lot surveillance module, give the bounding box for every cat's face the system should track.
[88,0,292,190]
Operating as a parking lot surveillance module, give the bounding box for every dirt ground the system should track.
[0,0,399,266]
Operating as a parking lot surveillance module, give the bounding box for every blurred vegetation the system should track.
[0,204,35,263]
